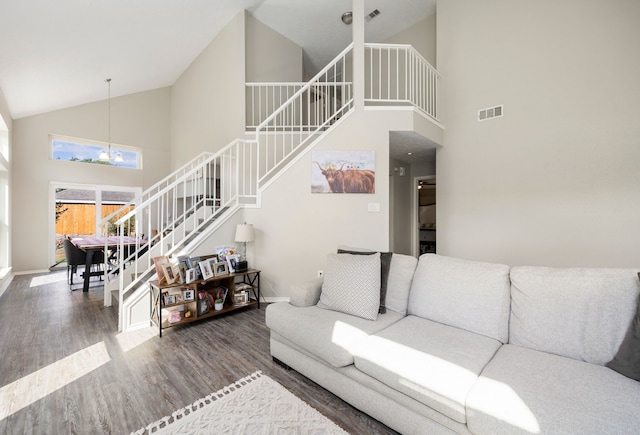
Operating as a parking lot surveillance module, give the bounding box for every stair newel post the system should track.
[352,0,365,110]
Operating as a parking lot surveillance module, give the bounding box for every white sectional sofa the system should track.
[265,253,640,434]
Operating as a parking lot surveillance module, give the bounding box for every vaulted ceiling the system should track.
[0,0,435,120]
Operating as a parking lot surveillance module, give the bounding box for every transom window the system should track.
[51,135,141,169]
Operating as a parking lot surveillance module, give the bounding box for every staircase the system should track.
[103,43,441,333]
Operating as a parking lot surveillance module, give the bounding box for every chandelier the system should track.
[99,78,124,163]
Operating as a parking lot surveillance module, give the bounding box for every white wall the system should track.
[244,107,431,299]
[0,89,12,271]
[437,0,640,268]
[11,87,171,271]
[170,11,306,271]
[384,13,436,66]
[170,11,247,168]
[245,15,303,82]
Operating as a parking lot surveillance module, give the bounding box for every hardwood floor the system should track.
[0,271,398,434]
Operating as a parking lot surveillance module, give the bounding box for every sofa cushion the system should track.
[289,277,323,307]
[318,253,381,320]
[466,344,640,435]
[408,254,511,343]
[337,248,392,313]
[384,253,418,316]
[353,315,502,424]
[265,302,404,367]
[510,266,640,365]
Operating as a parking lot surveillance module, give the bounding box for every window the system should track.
[51,135,141,169]
[52,184,141,266]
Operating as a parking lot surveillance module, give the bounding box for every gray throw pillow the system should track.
[318,253,381,320]
[606,272,640,381]
[337,249,392,313]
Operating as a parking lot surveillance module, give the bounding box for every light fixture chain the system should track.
[106,78,111,155]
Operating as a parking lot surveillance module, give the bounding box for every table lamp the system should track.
[234,223,254,271]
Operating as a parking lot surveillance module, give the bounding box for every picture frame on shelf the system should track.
[198,297,211,315]
[153,256,170,283]
[199,260,214,280]
[233,291,248,305]
[190,256,202,279]
[162,263,178,285]
[215,286,228,303]
[185,268,197,284]
[207,256,218,272]
[182,289,195,302]
[227,254,240,273]
[176,257,189,283]
[214,261,229,276]
[163,294,176,305]
[203,253,218,263]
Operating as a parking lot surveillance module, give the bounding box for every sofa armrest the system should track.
[289,277,323,307]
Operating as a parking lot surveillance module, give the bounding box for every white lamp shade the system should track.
[234,223,254,243]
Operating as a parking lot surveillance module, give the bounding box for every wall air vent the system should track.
[366,9,381,21]
[478,105,504,121]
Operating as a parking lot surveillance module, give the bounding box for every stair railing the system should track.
[101,152,215,232]
[254,43,355,188]
[101,139,258,316]
[245,83,305,130]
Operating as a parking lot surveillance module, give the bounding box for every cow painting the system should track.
[312,162,375,193]
[311,151,376,194]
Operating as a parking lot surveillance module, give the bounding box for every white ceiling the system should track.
[389,131,438,164]
[0,0,437,161]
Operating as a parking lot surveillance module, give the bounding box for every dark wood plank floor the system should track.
[0,271,398,434]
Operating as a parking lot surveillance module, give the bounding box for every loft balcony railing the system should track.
[246,43,440,129]
[364,43,440,122]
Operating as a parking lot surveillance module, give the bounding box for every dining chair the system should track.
[62,238,105,287]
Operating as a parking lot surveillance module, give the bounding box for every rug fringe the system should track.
[130,370,263,435]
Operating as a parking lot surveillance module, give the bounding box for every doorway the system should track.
[412,176,436,257]
[50,183,140,268]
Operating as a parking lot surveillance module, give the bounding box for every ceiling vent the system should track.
[478,105,503,121]
[366,9,381,21]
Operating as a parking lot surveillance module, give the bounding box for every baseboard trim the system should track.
[13,269,51,275]
[0,272,14,300]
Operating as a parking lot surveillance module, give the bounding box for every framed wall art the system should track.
[311,150,375,194]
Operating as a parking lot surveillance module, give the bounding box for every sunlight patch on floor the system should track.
[116,327,156,353]
[0,341,111,420]
[30,272,67,287]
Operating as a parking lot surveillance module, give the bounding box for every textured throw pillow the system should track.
[606,272,640,381]
[337,249,392,313]
[318,253,381,320]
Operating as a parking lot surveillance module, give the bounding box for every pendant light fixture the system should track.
[99,78,124,163]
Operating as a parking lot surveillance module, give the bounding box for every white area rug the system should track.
[131,371,349,434]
